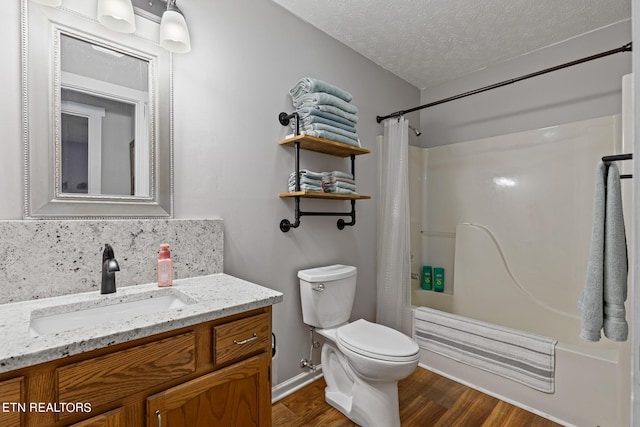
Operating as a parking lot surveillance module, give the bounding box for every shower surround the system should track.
[409,115,632,426]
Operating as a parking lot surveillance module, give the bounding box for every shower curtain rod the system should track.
[376,42,632,123]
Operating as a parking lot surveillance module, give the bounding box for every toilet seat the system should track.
[336,319,419,363]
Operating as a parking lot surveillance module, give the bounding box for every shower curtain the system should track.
[376,117,410,332]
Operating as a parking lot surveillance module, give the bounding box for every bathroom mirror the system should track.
[22,0,173,218]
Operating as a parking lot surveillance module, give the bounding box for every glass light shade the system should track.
[30,0,62,6]
[160,9,191,53]
[97,0,136,34]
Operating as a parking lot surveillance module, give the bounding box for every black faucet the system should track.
[101,243,120,294]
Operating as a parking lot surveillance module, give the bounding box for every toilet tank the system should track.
[298,264,357,328]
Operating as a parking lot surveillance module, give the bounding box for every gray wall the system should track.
[418,21,631,147]
[1,1,23,216]
[172,0,418,384]
[2,0,419,385]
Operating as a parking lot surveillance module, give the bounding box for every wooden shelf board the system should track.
[279,135,370,157]
[279,191,371,200]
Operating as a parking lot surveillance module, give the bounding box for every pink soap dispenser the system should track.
[157,244,173,287]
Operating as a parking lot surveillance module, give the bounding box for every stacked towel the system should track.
[293,93,357,114]
[578,161,628,342]
[298,115,357,133]
[288,170,323,192]
[290,77,353,103]
[297,105,358,125]
[289,77,360,147]
[288,170,357,194]
[322,171,356,194]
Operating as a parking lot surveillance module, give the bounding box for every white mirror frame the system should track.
[22,0,173,218]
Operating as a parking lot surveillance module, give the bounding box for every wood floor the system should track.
[272,367,562,426]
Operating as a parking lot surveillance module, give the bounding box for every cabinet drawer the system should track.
[214,313,271,365]
[0,377,24,427]
[57,332,195,419]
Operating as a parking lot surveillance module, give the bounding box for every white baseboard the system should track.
[272,365,323,403]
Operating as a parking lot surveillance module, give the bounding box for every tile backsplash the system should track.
[0,219,223,303]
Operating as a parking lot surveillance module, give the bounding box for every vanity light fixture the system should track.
[97,0,136,34]
[159,0,191,54]
[30,0,62,6]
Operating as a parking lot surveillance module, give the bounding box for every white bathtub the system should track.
[412,223,630,427]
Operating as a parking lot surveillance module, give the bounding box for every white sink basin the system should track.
[29,289,195,337]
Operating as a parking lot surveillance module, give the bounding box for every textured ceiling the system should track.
[271,0,631,90]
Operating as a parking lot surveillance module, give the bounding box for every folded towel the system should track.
[289,169,325,181]
[322,186,357,195]
[297,105,359,124]
[322,176,356,186]
[323,171,354,180]
[300,122,359,142]
[293,93,358,115]
[297,115,357,133]
[301,130,360,147]
[578,161,628,342]
[288,176,323,188]
[290,77,353,103]
[322,182,356,192]
[291,170,353,179]
[288,170,323,192]
[288,183,323,193]
[296,107,358,126]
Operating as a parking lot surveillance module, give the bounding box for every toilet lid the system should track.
[337,319,419,362]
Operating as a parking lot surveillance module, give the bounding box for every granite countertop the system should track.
[0,274,283,373]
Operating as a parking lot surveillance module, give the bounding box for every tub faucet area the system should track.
[101,243,120,294]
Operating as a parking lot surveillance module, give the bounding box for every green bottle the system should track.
[434,267,445,292]
[421,266,433,290]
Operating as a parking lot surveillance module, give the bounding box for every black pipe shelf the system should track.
[277,130,371,232]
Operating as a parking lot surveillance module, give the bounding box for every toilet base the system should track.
[322,342,402,427]
[325,385,400,427]
[325,390,352,418]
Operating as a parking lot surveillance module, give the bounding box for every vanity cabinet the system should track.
[0,306,272,427]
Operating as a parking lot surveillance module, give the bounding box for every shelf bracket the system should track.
[280,199,357,232]
[337,200,356,229]
[279,111,300,136]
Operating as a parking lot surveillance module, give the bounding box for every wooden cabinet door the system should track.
[68,407,125,427]
[0,377,24,427]
[147,354,271,427]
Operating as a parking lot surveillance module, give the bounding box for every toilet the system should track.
[298,264,420,427]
